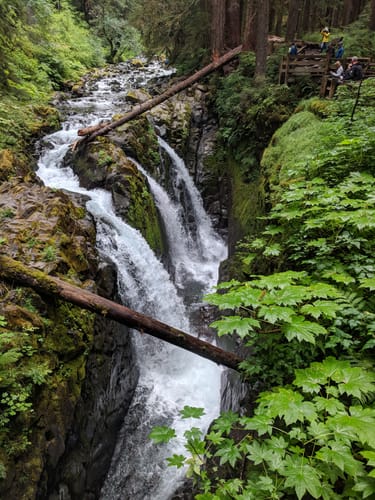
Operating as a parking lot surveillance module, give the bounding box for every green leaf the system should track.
[316,441,364,476]
[179,406,205,419]
[214,438,242,467]
[307,282,341,299]
[267,286,309,306]
[300,300,344,319]
[206,431,224,445]
[149,426,176,444]
[257,388,317,425]
[282,316,326,344]
[333,367,375,399]
[352,476,375,498]
[360,450,375,467]
[328,408,375,448]
[360,277,375,291]
[258,305,295,324]
[282,457,322,499]
[166,454,186,468]
[212,411,239,435]
[263,243,282,257]
[245,440,276,466]
[210,316,260,338]
[252,271,307,290]
[313,396,346,416]
[239,414,273,436]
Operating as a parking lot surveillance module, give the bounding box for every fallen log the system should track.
[0,256,243,371]
[78,121,110,136]
[77,45,242,145]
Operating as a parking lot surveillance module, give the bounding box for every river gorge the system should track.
[30,59,231,499]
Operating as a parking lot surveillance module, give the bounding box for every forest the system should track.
[1,0,375,499]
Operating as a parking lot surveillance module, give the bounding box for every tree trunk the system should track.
[286,0,300,41]
[342,0,354,25]
[302,0,311,33]
[254,0,269,79]
[0,256,243,371]
[242,0,256,50]
[76,45,242,145]
[371,0,375,30]
[211,0,226,58]
[225,0,241,48]
[274,0,284,36]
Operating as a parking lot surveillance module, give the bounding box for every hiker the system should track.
[335,41,344,59]
[330,60,344,79]
[320,27,330,52]
[343,56,363,81]
[289,41,298,57]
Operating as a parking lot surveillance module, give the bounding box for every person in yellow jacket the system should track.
[320,27,330,52]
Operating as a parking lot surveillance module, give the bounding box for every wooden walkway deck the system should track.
[278,50,375,98]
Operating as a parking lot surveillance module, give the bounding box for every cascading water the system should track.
[35,60,227,499]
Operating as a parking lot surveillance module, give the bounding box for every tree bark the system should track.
[242,0,256,50]
[371,0,375,30]
[0,256,244,371]
[254,0,269,79]
[285,0,301,41]
[76,45,242,145]
[301,0,311,34]
[225,0,241,48]
[211,0,226,58]
[342,0,354,25]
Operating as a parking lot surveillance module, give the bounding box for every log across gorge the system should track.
[0,256,243,370]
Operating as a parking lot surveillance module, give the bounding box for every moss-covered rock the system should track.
[109,116,161,174]
[71,136,164,254]
[0,179,98,499]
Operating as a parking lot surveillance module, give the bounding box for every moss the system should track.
[125,174,165,253]
[261,110,331,201]
[116,116,160,173]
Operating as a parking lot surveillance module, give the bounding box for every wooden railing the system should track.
[279,54,330,84]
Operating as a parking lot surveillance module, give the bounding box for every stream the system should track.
[36,60,227,499]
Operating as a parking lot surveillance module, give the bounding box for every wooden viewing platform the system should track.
[279,53,330,84]
[320,57,374,97]
[278,48,375,98]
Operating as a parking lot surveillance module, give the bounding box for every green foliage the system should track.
[41,244,57,262]
[156,360,375,499]
[0,315,51,475]
[214,58,296,179]
[0,0,105,159]
[90,0,143,63]
[130,0,208,69]
[149,426,176,444]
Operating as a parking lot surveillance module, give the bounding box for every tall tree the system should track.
[242,0,256,50]
[371,0,375,30]
[301,0,311,34]
[254,0,269,79]
[211,0,226,59]
[285,0,301,41]
[226,0,241,49]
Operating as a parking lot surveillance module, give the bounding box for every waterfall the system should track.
[35,60,226,500]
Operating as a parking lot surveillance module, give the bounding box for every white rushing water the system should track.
[36,61,227,499]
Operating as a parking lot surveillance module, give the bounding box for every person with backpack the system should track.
[343,56,363,81]
[335,41,344,59]
[288,41,298,57]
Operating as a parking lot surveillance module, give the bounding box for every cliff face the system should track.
[0,177,140,499]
